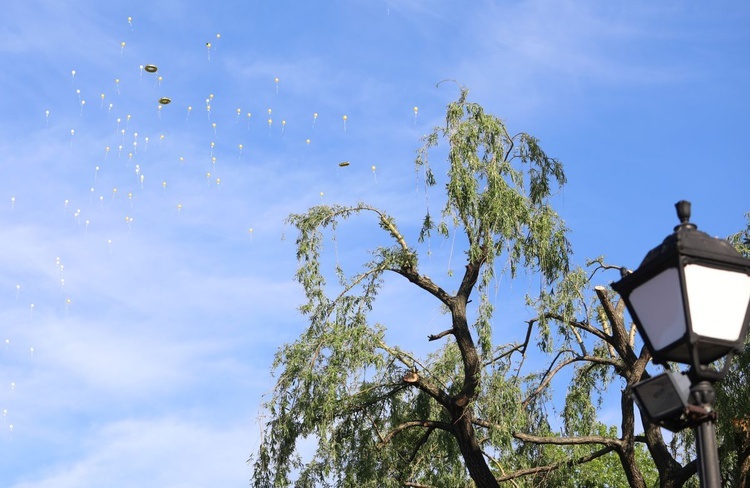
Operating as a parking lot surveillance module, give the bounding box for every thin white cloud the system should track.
[9,415,256,488]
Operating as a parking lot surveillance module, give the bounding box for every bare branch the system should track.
[428,329,453,341]
[523,352,624,407]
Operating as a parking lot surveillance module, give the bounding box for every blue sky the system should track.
[0,1,748,486]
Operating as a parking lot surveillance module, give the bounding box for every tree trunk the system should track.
[454,415,500,488]
[737,445,750,488]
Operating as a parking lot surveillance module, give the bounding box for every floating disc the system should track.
[159,97,171,105]
[338,161,350,167]
[144,64,158,73]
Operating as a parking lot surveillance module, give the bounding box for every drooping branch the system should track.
[407,426,437,465]
[378,420,453,447]
[545,313,611,344]
[523,351,624,407]
[513,432,624,449]
[496,445,617,482]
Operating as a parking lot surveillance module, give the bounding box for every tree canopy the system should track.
[251,88,750,487]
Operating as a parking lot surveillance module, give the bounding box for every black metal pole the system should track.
[690,381,721,487]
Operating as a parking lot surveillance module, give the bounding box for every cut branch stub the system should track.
[403,372,420,384]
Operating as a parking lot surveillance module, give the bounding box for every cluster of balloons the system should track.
[2,13,423,442]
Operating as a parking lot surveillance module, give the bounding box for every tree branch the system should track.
[523,352,624,407]
[400,372,453,409]
[595,285,637,364]
[496,445,616,482]
[391,266,453,306]
[428,329,453,341]
[378,420,453,447]
[513,432,623,449]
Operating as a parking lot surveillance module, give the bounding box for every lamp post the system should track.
[612,201,750,487]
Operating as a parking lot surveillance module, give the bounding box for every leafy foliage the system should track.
[251,87,746,487]
[714,213,750,486]
[251,87,573,487]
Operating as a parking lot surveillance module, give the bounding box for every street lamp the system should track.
[631,370,691,433]
[612,201,750,487]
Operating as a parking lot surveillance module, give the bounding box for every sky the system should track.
[0,1,748,486]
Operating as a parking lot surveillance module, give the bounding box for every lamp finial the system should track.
[674,201,696,231]
[675,200,691,224]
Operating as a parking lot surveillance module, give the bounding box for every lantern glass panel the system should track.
[685,264,750,342]
[629,267,685,351]
[633,371,690,421]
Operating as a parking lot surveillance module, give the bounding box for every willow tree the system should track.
[251,88,570,487]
